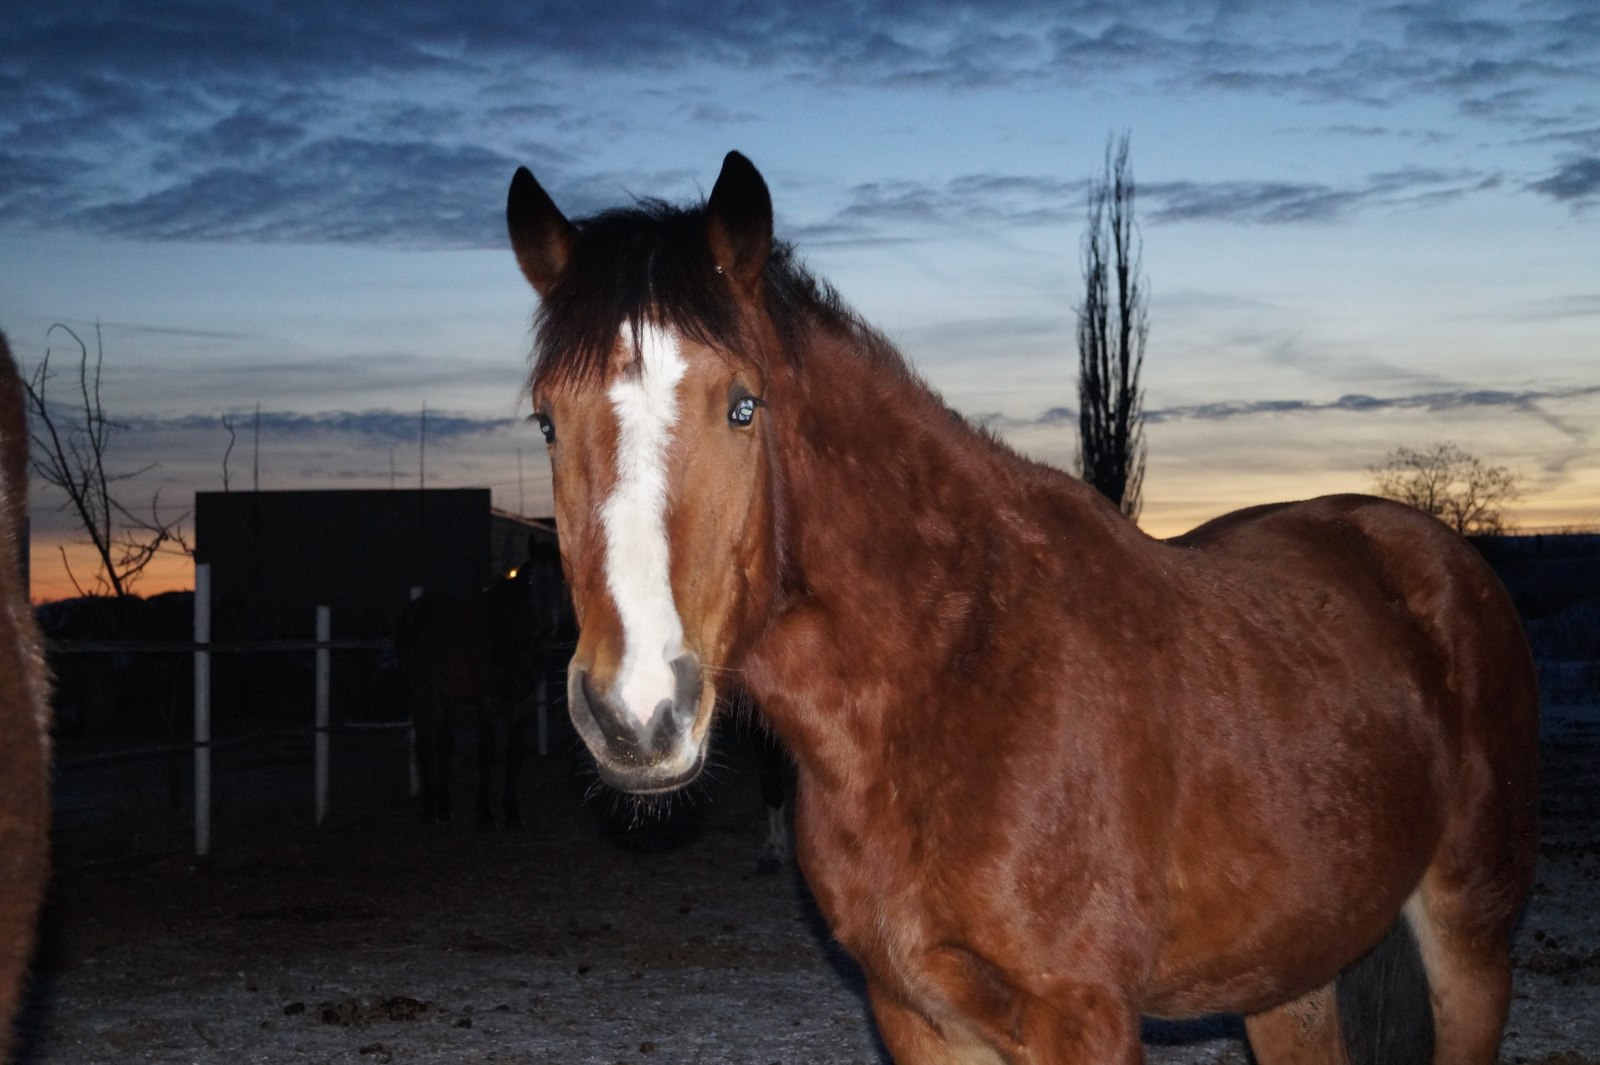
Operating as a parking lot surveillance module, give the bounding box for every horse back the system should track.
[1172,492,1536,738]
[0,331,51,1053]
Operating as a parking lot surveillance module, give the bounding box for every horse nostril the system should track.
[669,653,703,729]
[569,656,705,774]
[643,697,680,755]
[574,668,636,753]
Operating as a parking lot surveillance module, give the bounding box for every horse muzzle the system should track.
[567,653,709,794]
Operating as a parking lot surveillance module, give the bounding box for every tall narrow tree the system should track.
[1076,134,1147,520]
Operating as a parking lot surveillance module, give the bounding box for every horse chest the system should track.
[794,783,926,934]
[791,779,1007,997]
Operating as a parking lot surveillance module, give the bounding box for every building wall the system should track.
[1474,533,1600,620]
[195,489,493,639]
[490,511,559,579]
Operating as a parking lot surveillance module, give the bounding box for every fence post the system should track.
[193,563,212,858]
[315,605,331,826]
[406,586,422,797]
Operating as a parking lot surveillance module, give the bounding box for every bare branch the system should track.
[1369,443,1520,535]
[21,323,190,596]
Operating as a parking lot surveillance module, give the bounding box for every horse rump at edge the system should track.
[0,330,52,1060]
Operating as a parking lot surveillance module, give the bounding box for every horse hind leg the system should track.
[412,693,453,823]
[1325,757,1535,1065]
[1296,884,1525,1065]
[1401,657,1538,1064]
[428,700,456,823]
[1403,879,1520,1065]
[1247,913,1435,1065]
[475,704,499,829]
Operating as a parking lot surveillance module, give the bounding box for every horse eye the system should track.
[728,395,760,427]
[535,413,556,444]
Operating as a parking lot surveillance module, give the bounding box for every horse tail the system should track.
[1335,915,1434,1065]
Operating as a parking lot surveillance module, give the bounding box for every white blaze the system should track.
[602,324,688,725]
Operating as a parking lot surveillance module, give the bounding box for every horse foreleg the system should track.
[429,702,455,823]
[868,975,1144,1064]
[866,983,1006,1065]
[1244,983,1349,1065]
[411,693,450,823]
[475,705,498,829]
[502,707,527,830]
[756,800,790,874]
[755,726,790,874]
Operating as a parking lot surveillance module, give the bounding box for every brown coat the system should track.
[0,331,52,1059]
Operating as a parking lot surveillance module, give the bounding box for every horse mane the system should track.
[531,199,887,387]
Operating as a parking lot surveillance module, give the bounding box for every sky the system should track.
[2,0,1597,602]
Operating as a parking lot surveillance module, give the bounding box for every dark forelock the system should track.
[530,200,835,387]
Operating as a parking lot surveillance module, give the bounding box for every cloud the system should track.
[78,137,531,247]
[97,321,266,343]
[1146,179,1365,224]
[985,383,1600,431]
[1150,385,1600,426]
[790,172,1081,245]
[685,104,761,125]
[1528,156,1600,205]
[173,109,307,162]
[3,2,1597,248]
[1145,166,1496,224]
[132,408,517,443]
[1510,293,1600,321]
[1521,125,1600,153]
[797,164,1496,243]
[6,3,1594,107]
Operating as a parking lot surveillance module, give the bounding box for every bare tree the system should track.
[23,323,189,597]
[1076,133,1147,521]
[1369,443,1520,535]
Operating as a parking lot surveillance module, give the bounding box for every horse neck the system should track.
[741,323,1131,773]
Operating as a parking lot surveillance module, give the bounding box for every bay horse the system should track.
[0,331,51,1059]
[506,153,1538,1064]
[396,541,564,828]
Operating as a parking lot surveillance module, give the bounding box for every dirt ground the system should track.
[13,698,1600,1065]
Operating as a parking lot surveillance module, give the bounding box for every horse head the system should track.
[507,152,783,794]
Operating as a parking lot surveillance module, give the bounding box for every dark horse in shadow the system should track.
[506,153,1538,1064]
[396,541,564,828]
[0,332,51,1059]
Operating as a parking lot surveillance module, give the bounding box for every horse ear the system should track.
[507,166,577,297]
[705,151,772,297]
